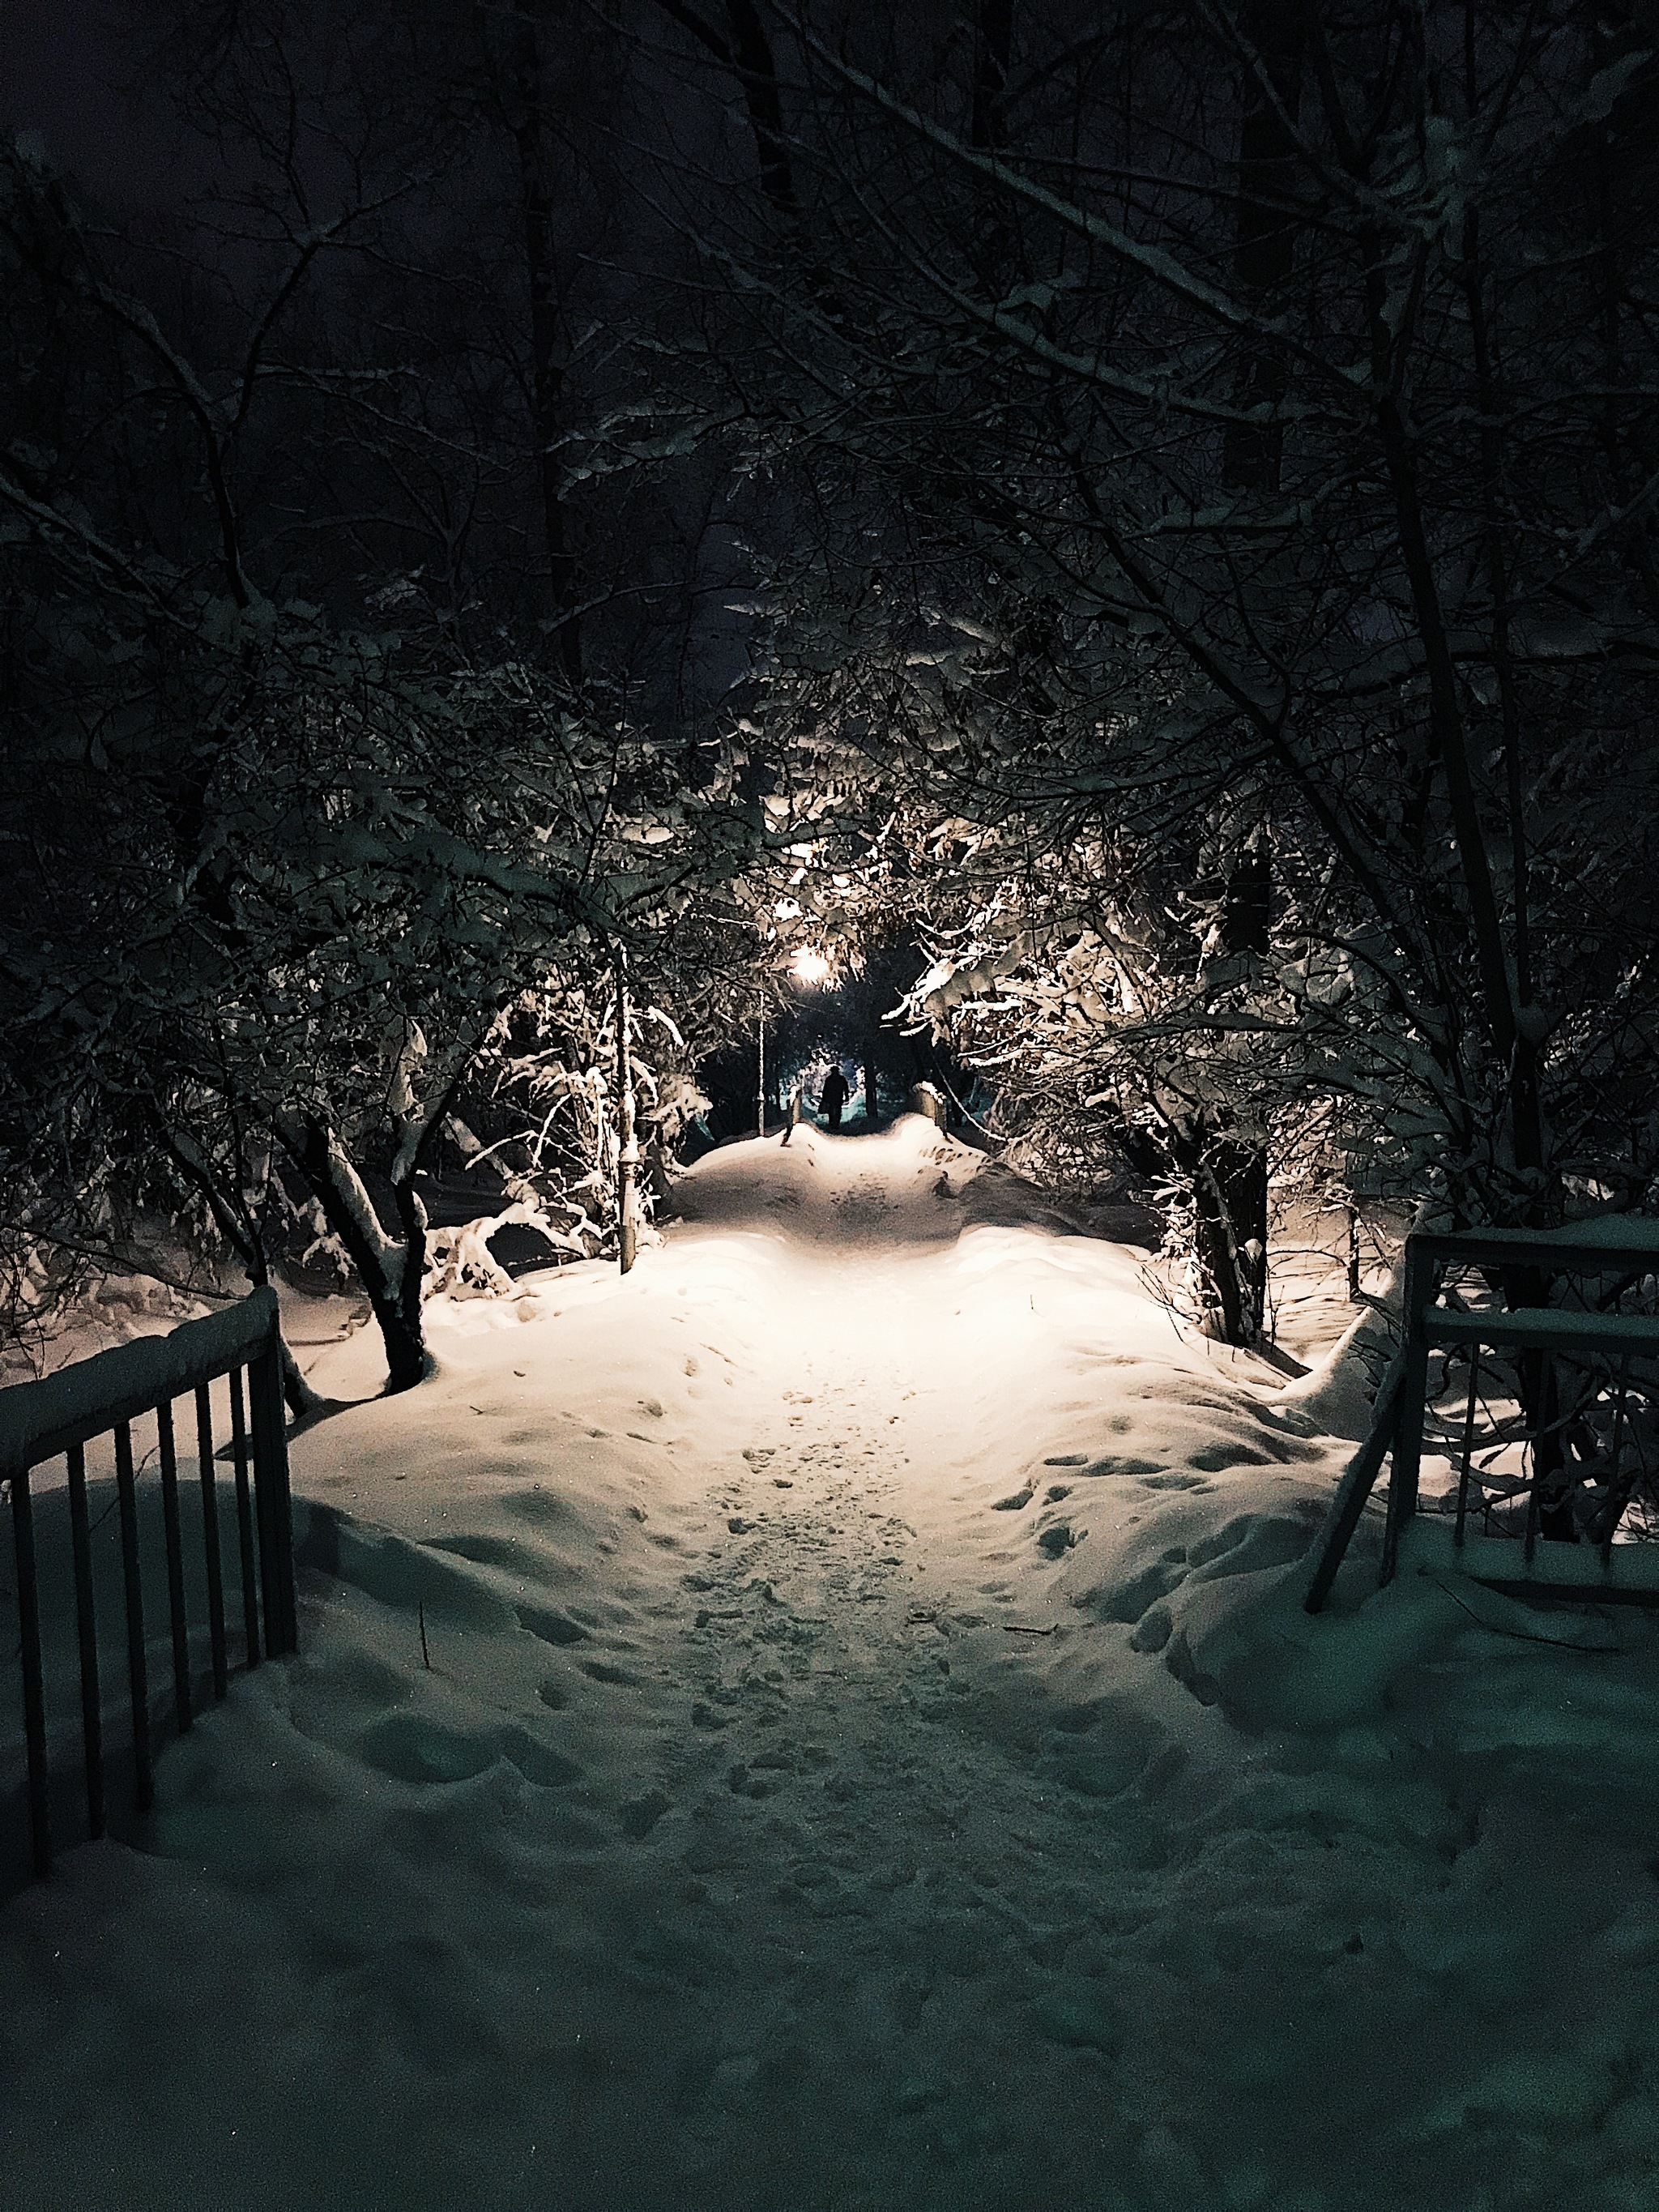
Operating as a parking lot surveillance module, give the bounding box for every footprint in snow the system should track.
[518,1603,588,1646]
[618,1788,672,1840]
[1188,1441,1273,1471]
[357,1713,580,1791]
[727,1761,780,1800]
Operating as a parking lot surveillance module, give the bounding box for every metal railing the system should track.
[1306,1221,1659,1612]
[0,1287,297,1881]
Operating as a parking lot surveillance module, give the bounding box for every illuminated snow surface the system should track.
[6,1117,1659,2210]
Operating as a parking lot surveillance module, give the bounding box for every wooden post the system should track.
[10,1463,51,1877]
[757,1012,766,1142]
[66,1441,105,1838]
[114,1421,154,1813]
[229,1369,261,1668]
[156,1399,193,1731]
[195,1383,228,1699]
[249,1331,298,1655]
[1303,1363,1405,1613]
[1453,1348,1480,1550]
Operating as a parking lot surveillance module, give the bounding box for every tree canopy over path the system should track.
[6,1121,1659,2210]
[6,0,1659,1407]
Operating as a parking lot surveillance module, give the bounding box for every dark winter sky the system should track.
[2,2,175,202]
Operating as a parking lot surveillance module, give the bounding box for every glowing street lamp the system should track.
[756,948,832,1141]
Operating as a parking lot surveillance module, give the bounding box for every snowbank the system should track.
[4,1120,1658,2212]
[1277,1270,1402,1441]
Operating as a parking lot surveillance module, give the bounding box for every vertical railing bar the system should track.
[65,1441,105,1841]
[195,1384,228,1700]
[1600,1357,1632,1568]
[229,1366,261,1668]
[249,1334,297,1656]
[156,1400,192,1736]
[9,1463,52,1879]
[1453,1346,1480,1551]
[1519,1335,1570,1563]
[1522,1411,1544,1565]
[277,1393,298,1652]
[276,1339,298,1655]
[113,1421,153,1816]
[6,1292,309,1889]
[249,1347,283,1658]
[269,1330,297,1656]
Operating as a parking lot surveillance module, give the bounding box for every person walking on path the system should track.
[818,1065,849,1132]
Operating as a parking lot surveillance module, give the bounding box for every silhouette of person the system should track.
[819,1064,848,1131]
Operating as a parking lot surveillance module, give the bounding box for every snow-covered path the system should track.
[6,1121,1659,2212]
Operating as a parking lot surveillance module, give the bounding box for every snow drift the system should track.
[3,1119,1658,2212]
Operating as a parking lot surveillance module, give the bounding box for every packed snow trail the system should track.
[6,1120,1659,2212]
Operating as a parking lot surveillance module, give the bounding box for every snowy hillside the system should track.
[3,1119,1659,2212]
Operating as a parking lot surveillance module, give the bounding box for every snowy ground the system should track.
[5,1120,1659,2211]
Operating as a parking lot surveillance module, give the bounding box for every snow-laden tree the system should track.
[0,573,761,1385]
[0,132,767,1388]
[652,1,1659,1387]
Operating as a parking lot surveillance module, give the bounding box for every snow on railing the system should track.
[0,1287,297,1883]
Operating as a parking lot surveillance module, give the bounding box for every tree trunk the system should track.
[387,1173,432,1392]
[279,1115,429,1394]
[1172,6,1304,1347]
[1173,1121,1268,1347]
[279,1342,326,1423]
[616,970,638,1273]
[1180,837,1274,1346]
[651,2,798,222]
[724,0,798,220]
[971,0,1013,153]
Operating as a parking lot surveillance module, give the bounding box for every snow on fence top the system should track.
[0,1287,281,1476]
[1410,1216,1659,1268]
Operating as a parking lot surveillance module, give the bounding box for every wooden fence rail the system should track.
[0,1287,297,1881]
[1305,1220,1659,1614]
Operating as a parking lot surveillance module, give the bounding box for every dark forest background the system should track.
[3,4,1657,1436]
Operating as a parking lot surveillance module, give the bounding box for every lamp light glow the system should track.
[791,947,832,985]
